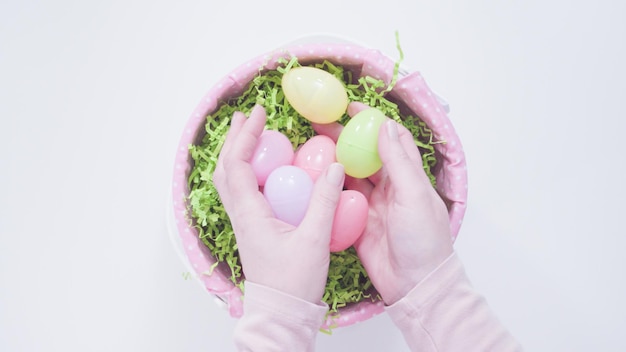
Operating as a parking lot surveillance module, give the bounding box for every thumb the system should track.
[298,163,345,239]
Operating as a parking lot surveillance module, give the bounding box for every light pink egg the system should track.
[293,135,337,181]
[330,190,369,252]
[250,130,294,186]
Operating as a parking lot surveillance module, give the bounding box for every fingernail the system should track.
[386,120,399,141]
[232,111,245,123]
[326,163,345,187]
[250,104,266,119]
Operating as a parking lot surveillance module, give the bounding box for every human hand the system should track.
[313,102,454,305]
[213,104,345,304]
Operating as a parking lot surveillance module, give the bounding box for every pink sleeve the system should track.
[233,281,328,351]
[386,253,523,351]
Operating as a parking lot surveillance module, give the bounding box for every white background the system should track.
[1,1,625,351]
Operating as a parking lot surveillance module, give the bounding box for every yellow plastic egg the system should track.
[281,66,349,124]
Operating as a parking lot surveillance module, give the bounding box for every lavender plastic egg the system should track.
[263,165,314,226]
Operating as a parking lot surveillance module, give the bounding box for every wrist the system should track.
[382,248,454,305]
[247,276,326,305]
[243,281,329,322]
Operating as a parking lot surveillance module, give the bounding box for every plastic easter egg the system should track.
[293,135,337,181]
[281,66,349,124]
[263,165,314,226]
[335,108,387,178]
[330,190,368,252]
[251,130,294,186]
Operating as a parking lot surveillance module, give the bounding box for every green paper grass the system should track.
[187,50,441,323]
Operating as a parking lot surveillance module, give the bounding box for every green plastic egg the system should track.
[336,108,387,178]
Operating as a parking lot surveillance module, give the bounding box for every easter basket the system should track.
[169,35,468,330]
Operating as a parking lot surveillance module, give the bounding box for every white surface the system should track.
[1,1,625,351]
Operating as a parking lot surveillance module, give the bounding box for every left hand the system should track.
[213,104,345,304]
[313,102,453,305]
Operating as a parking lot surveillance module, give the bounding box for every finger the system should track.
[396,122,424,166]
[215,111,246,181]
[219,111,247,161]
[312,122,343,142]
[347,101,371,117]
[223,104,268,200]
[368,121,424,186]
[298,163,345,242]
[311,101,374,141]
[377,120,431,193]
[344,176,374,199]
[365,165,386,186]
[227,104,267,163]
[214,111,247,211]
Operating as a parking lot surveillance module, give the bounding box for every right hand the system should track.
[313,102,454,305]
[213,104,344,304]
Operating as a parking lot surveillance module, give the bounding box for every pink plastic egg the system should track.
[293,135,337,181]
[330,190,369,252]
[251,130,294,186]
[263,165,314,226]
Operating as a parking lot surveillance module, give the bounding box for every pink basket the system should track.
[170,38,468,329]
